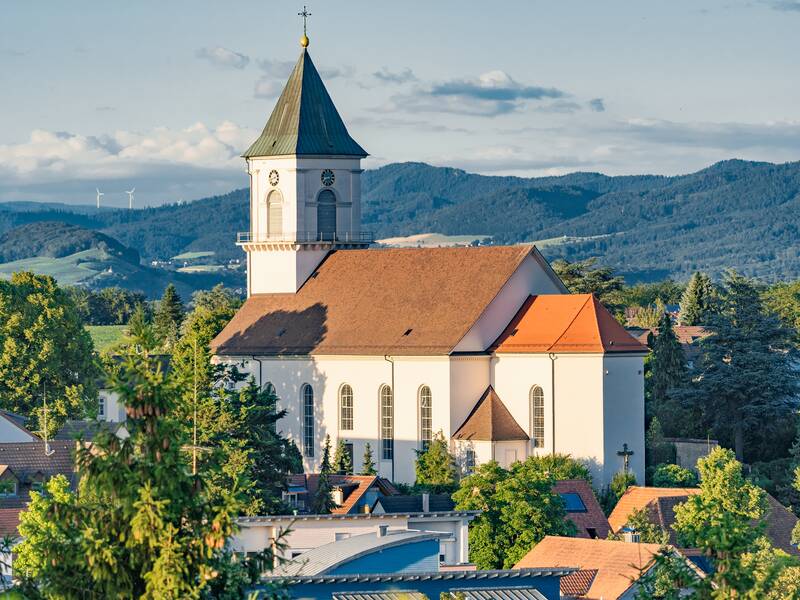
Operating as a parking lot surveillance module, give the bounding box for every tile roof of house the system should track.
[493,294,648,354]
[452,386,529,442]
[553,479,611,540]
[54,420,120,441]
[608,486,799,556]
[0,508,22,538]
[559,569,598,597]
[243,48,367,158]
[287,474,398,515]
[515,536,662,600]
[372,494,455,514]
[212,246,539,357]
[608,486,700,533]
[271,529,447,576]
[0,441,76,511]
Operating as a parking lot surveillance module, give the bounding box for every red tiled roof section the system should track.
[452,386,529,442]
[290,474,397,514]
[0,508,22,538]
[553,479,611,540]
[515,536,662,600]
[493,294,648,354]
[608,486,700,533]
[212,246,535,356]
[560,569,598,597]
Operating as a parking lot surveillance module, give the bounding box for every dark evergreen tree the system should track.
[361,442,377,476]
[415,430,458,492]
[678,271,799,460]
[312,435,337,514]
[333,439,353,475]
[645,312,691,435]
[679,272,716,325]
[153,283,185,346]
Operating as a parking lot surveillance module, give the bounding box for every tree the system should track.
[673,447,768,595]
[609,506,669,544]
[415,431,458,492]
[361,443,377,476]
[311,435,337,515]
[763,280,800,347]
[453,458,575,569]
[13,326,260,599]
[0,272,99,435]
[154,283,186,347]
[333,439,353,475]
[679,272,716,326]
[677,271,799,460]
[652,464,697,488]
[551,257,626,314]
[526,453,592,483]
[627,298,667,329]
[600,471,636,514]
[645,312,691,435]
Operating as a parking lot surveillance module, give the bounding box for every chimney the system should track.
[422,492,430,513]
[622,529,641,544]
[377,525,388,538]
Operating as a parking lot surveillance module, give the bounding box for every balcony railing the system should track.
[237,231,374,244]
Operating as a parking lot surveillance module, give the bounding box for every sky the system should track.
[1,0,799,207]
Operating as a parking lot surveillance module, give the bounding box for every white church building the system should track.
[211,35,647,487]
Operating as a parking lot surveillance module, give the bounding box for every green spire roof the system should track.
[243,49,367,158]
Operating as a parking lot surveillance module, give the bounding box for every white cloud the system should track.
[373,67,417,84]
[196,46,250,69]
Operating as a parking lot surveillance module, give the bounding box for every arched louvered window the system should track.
[302,384,314,457]
[317,189,337,241]
[380,385,394,460]
[339,384,354,431]
[419,386,432,450]
[267,190,283,238]
[530,386,545,448]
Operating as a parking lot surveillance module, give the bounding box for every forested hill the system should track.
[0,222,139,264]
[1,158,799,282]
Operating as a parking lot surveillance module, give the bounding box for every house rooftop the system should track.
[608,486,699,533]
[285,474,397,515]
[493,294,647,354]
[371,493,456,514]
[553,479,611,540]
[262,567,576,585]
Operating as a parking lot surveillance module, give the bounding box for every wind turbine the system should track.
[126,187,135,210]
[96,188,104,209]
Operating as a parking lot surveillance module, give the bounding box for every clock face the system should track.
[268,170,279,186]
[321,169,335,187]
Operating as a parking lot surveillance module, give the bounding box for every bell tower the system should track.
[239,32,370,295]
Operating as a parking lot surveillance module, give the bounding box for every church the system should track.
[211,33,647,487]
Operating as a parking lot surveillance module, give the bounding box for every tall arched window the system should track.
[419,386,432,450]
[267,190,283,238]
[380,385,394,460]
[302,384,314,458]
[339,384,354,431]
[530,385,545,448]
[317,190,337,241]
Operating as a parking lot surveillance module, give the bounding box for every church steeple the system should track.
[243,49,367,159]
[239,36,370,297]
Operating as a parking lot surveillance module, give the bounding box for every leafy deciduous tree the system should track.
[415,431,458,493]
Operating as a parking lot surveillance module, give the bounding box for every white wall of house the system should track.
[0,416,36,443]
[602,355,646,485]
[232,513,473,565]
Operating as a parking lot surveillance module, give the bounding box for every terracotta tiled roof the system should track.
[452,386,529,442]
[553,479,611,540]
[608,486,699,533]
[0,508,22,538]
[609,486,800,556]
[515,536,662,599]
[560,569,598,597]
[212,246,537,356]
[493,294,648,354]
[288,474,398,515]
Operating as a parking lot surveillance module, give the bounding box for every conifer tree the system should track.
[361,442,377,476]
[645,311,688,433]
[312,435,337,514]
[415,430,458,492]
[153,283,185,347]
[679,271,716,325]
[333,439,353,475]
[678,271,799,460]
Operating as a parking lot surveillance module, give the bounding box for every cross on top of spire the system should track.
[298,6,311,46]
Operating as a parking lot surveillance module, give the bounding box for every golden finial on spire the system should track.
[298,6,311,47]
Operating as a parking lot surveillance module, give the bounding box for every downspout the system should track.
[383,355,395,482]
[250,356,263,388]
[548,353,557,456]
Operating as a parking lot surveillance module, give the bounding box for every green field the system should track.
[87,325,126,353]
[172,250,215,260]
[177,264,225,273]
[0,249,107,285]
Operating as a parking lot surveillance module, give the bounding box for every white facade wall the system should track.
[98,390,126,423]
[602,355,646,485]
[232,514,473,565]
[0,417,35,443]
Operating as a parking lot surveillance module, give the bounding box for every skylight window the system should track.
[560,492,587,512]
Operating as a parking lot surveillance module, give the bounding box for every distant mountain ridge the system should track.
[0,158,798,282]
[0,222,139,264]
